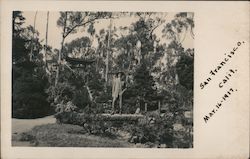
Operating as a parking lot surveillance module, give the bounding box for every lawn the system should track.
[12,123,137,147]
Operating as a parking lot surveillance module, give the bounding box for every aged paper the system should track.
[1,1,249,159]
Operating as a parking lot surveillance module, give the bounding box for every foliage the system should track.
[55,11,112,86]
[162,12,194,43]
[55,111,116,137]
[12,36,29,63]
[72,87,92,109]
[123,112,173,146]
[55,101,78,114]
[63,36,92,58]
[13,123,132,147]
[12,64,53,119]
[176,50,194,90]
[57,12,112,38]
[12,11,25,38]
[46,82,75,106]
[55,109,191,148]
[12,11,52,119]
[126,62,157,109]
[12,11,194,147]
[123,111,192,148]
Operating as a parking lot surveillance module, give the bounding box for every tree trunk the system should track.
[30,11,38,61]
[119,93,122,114]
[105,18,112,90]
[55,12,67,86]
[45,11,49,67]
[144,103,147,113]
[55,37,65,86]
[158,100,161,113]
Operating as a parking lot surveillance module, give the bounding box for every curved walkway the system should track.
[12,115,56,134]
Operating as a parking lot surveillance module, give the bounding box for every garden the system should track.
[12,11,194,148]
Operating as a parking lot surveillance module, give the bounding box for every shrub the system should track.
[55,111,118,138]
[176,53,194,90]
[72,87,91,109]
[12,65,53,119]
[46,82,75,107]
[123,111,192,148]
[19,132,36,142]
[122,113,170,145]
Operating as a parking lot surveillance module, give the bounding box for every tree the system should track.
[55,11,111,86]
[87,22,95,44]
[162,12,194,44]
[44,11,50,68]
[153,12,194,93]
[29,11,38,61]
[22,25,42,61]
[125,62,157,111]
[12,11,25,38]
[12,11,27,63]
[12,11,52,119]
[113,13,166,72]
[12,65,52,119]
[64,36,92,58]
[176,49,194,90]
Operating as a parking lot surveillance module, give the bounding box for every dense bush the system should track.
[55,110,192,148]
[47,65,106,111]
[46,82,75,106]
[12,65,53,119]
[72,87,92,109]
[123,111,192,148]
[12,11,53,119]
[55,111,117,138]
[55,112,87,125]
[176,53,194,90]
[123,112,173,146]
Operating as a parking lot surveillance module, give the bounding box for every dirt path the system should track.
[12,115,56,134]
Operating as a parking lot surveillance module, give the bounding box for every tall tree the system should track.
[128,62,157,110]
[45,11,49,68]
[12,11,25,38]
[12,12,52,119]
[162,12,194,44]
[153,12,195,92]
[105,19,112,88]
[29,11,38,61]
[55,11,111,86]
[12,11,27,63]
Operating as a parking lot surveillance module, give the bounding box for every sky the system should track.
[22,11,193,51]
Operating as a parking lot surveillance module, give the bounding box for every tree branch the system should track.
[63,16,107,39]
[149,21,165,39]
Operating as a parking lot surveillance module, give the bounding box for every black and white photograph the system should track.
[1,0,249,159]
[11,11,194,148]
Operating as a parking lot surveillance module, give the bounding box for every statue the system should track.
[135,40,142,65]
[111,72,126,115]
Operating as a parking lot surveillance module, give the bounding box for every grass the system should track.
[12,123,134,147]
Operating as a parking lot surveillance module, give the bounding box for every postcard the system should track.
[1,1,249,159]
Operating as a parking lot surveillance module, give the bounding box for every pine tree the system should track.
[132,62,157,110]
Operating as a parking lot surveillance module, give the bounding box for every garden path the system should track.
[12,115,56,134]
